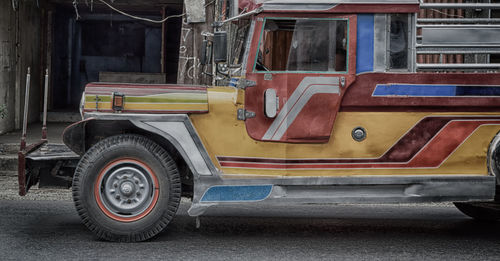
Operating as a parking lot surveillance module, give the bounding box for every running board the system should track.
[188,175,496,216]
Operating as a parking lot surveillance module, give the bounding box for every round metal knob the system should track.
[352,127,367,142]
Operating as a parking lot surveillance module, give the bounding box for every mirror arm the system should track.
[213,7,263,28]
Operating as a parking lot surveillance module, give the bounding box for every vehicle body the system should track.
[19,0,500,241]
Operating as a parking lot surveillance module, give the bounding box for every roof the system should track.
[261,0,420,12]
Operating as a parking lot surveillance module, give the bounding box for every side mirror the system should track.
[213,31,227,63]
[264,89,278,118]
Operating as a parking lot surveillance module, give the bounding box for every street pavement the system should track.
[1,176,500,261]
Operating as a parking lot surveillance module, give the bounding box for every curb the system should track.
[0,143,19,155]
[0,154,17,172]
[0,170,17,177]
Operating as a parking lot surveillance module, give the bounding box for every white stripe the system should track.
[262,77,340,141]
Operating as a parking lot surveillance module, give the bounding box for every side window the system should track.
[389,14,409,70]
[256,18,348,73]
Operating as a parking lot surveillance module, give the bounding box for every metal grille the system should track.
[416,0,500,71]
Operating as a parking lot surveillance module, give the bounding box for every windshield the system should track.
[255,18,348,73]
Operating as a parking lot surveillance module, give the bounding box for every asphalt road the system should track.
[1,176,500,261]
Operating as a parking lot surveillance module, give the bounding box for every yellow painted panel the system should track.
[190,87,500,178]
[84,101,112,110]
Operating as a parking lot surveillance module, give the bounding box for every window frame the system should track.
[252,17,350,74]
[386,13,416,72]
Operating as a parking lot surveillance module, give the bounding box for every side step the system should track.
[188,175,497,216]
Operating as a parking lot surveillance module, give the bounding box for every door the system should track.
[244,15,357,143]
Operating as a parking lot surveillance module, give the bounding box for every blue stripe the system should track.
[356,14,374,74]
[201,185,273,202]
[373,84,500,97]
[373,84,456,96]
[456,86,500,96]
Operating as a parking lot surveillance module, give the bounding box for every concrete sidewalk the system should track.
[0,122,70,152]
[0,122,72,174]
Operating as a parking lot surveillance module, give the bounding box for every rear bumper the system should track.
[18,142,80,196]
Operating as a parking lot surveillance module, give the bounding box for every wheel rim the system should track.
[94,158,159,222]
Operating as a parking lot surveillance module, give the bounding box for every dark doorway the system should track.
[51,6,182,111]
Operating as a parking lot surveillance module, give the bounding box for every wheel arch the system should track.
[63,117,215,197]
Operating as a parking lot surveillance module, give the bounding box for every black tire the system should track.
[454,201,500,221]
[72,134,181,242]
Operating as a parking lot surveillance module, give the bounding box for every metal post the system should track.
[20,67,31,151]
[161,6,166,74]
[42,68,49,140]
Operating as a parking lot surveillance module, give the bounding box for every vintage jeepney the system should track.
[18,0,500,242]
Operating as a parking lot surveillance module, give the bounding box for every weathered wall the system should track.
[177,0,215,85]
[0,0,16,134]
[0,0,41,134]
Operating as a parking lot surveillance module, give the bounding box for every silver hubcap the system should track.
[99,163,155,218]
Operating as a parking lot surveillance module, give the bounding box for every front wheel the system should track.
[72,134,181,242]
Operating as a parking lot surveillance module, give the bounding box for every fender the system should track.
[62,113,218,178]
[63,118,94,156]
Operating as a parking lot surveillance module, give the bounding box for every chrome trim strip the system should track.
[241,20,256,76]
[373,14,387,72]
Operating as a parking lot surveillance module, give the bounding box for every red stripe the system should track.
[406,120,496,167]
[219,162,413,169]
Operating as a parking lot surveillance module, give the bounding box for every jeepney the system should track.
[18,0,500,242]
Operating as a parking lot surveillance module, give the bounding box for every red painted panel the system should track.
[341,73,500,112]
[284,93,340,142]
[244,14,357,144]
